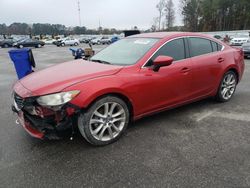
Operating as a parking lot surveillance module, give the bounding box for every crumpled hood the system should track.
[18,60,123,96]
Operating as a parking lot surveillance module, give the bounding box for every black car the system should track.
[0,39,17,48]
[13,38,45,48]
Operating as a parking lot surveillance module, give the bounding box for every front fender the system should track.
[64,75,137,111]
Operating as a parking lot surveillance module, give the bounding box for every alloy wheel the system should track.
[220,73,237,100]
[89,102,126,142]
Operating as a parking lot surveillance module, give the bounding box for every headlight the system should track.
[36,90,80,107]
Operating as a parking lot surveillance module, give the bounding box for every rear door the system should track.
[187,37,223,98]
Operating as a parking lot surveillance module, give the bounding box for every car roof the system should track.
[128,32,214,39]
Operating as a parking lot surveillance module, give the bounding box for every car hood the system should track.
[18,60,123,96]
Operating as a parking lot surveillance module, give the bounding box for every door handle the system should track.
[218,57,225,63]
[180,67,190,73]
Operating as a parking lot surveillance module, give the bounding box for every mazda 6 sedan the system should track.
[12,32,245,146]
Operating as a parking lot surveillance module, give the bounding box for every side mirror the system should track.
[152,56,173,72]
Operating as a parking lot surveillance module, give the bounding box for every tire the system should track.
[37,44,42,48]
[61,43,65,47]
[3,43,9,48]
[74,42,78,46]
[78,96,130,146]
[215,71,237,102]
[19,45,23,49]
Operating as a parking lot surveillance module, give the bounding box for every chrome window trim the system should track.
[141,35,225,68]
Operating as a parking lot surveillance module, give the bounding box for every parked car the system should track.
[111,36,120,43]
[242,41,250,58]
[52,39,63,46]
[0,38,17,48]
[100,37,111,45]
[12,32,245,146]
[213,35,223,41]
[13,38,45,48]
[90,37,102,45]
[43,38,57,45]
[79,37,92,44]
[230,35,250,46]
[57,38,80,47]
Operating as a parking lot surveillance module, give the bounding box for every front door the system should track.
[136,38,193,115]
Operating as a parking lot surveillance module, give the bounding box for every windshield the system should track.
[90,38,159,66]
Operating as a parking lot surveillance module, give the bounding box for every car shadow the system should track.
[28,97,218,148]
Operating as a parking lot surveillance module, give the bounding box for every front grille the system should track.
[14,93,25,109]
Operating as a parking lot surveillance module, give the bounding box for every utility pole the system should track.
[77,0,81,26]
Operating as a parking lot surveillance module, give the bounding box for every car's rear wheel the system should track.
[61,43,65,47]
[74,42,78,46]
[3,43,9,48]
[19,45,23,48]
[216,71,237,102]
[37,44,42,48]
[78,96,130,146]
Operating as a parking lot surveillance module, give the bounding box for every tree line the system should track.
[153,0,250,32]
[182,0,250,31]
[0,23,123,36]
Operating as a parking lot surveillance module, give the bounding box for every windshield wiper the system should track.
[91,59,111,65]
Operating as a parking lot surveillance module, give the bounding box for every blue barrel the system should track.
[8,48,35,79]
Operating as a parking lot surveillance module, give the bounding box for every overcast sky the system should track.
[0,0,182,29]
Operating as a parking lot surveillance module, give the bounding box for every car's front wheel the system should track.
[216,71,237,102]
[78,96,130,146]
[74,42,78,46]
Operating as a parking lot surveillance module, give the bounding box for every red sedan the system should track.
[12,32,245,145]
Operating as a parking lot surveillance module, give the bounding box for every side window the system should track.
[147,38,185,66]
[211,41,218,52]
[211,41,223,52]
[218,43,223,51]
[189,37,213,57]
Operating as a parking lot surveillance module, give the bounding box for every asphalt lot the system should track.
[0,44,250,188]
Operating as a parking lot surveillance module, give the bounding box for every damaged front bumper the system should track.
[12,93,80,140]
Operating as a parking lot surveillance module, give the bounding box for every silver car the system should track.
[242,41,250,58]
